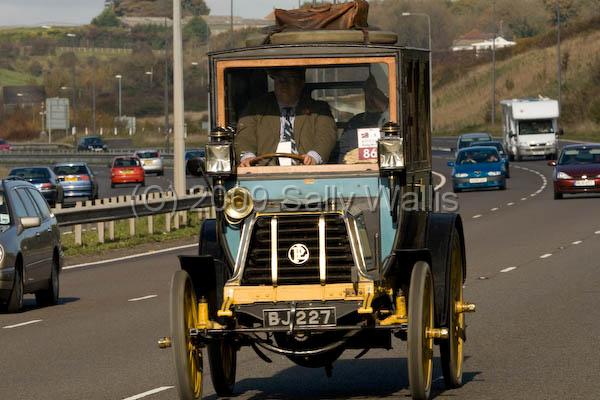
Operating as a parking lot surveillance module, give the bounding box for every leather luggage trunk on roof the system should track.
[274,0,369,31]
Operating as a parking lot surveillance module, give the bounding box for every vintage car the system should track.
[160,27,475,400]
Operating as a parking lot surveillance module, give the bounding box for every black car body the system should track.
[8,167,63,207]
[77,136,107,152]
[0,179,62,312]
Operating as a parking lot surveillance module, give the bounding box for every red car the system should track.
[0,138,11,151]
[550,144,600,199]
[110,157,145,188]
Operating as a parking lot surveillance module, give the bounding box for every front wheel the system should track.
[554,191,563,200]
[208,338,237,396]
[171,270,203,400]
[35,256,60,307]
[7,265,24,313]
[408,261,435,400]
[440,234,465,388]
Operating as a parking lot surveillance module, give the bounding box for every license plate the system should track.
[263,307,336,328]
[65,176,78,182]
[143,160,151,166]
[122,170,133,174]
[469,177,487,183]
[533,151,545,155]
[575,180,595,187]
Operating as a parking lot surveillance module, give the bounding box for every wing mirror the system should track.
[509,132,516,138]
[447,161,455,167]
[21,217,41,229]
[547,160,557,166]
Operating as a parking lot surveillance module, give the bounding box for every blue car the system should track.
[448,146,507,192]
[469,140,510,178]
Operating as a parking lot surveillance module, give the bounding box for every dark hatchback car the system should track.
[53,163,98,201]
[550,144,600,199]
[77,136,107,152]
[470,140,510,178]
[8,167,63,207]
[0,179,62,312]
[185,148,205,175]
[456,132,493,152]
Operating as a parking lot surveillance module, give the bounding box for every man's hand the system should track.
[239,157,257,167]
[302,154,317,165]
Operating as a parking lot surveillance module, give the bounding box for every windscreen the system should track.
[114,158,139,167]
[137,151,159,158]
[54,165,88,175]
[559,148,600,165]
[224,63,390,165]
[457,148,500,164]
[519,119,554,135]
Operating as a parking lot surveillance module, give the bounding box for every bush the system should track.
[92,8,121,28]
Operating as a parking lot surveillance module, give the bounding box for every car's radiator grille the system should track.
[242,214,354,285]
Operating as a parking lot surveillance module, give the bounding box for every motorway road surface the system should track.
[2,140,600,399]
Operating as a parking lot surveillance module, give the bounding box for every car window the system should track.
[54,165,89,175]
[457,149,500,164]
[10,168,50,180]
[27,188,51,220]
[15,188,40,218]
[137,151,159,158]
[114,158,139,167]
[0,191,10,226]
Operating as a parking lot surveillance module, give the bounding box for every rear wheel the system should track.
[35,255,60,307]
[171,270,203,400]
[440,234,465,388]
[7,264,24,313]
[408,261,435,400]
[554,191,563,200]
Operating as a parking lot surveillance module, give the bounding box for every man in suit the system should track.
[235,68,337,166]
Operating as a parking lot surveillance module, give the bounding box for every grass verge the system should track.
[61,212,201,257]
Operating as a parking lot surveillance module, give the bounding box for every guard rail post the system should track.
[129,218,135,237]
[97,222,105,244]
[74,225,83,246]
[108,221,115,241]
[148,215,154,235]
[174,212,180,230]
[165,213,171,232]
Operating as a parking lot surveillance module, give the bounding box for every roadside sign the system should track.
[46,97,70,130]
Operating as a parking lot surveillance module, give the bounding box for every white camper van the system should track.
[501,98,561,161]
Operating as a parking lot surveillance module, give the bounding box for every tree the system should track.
[92,8,121,27]
[184,16,211,43]
[183,0,210,16]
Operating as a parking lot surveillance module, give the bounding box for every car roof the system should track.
[460,133,492,139]
[562,143,600,150]
[458,145,498,152]
[10,166,53,171]
[113,156,138,160]
[135,149,159,152]
[1,178,36,189]
[53,162,89,167]
[470,140,502,146]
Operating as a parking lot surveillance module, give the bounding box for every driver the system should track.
[235,67,337,167]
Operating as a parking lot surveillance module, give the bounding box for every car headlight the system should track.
[488,171,502,176]
[0,244,4,264]
[454,173,469,178]
[378,137,404,172]
[205,143,234,176]
[557,171,573,180]
[223,187,253,225]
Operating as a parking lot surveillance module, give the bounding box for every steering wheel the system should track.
[249,152,305,166]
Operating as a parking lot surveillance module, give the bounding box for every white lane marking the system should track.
[127,294,158,301]
[3,319,43,329]
[500,267,517,273]
[64,243,197,270]
[521,197,527,201]
[122,386,174,400]
[572,240,583,245]
[507,202,515,206]
[128,295,158,302]
[530,193,536,197]
[432,171,446,191]
[540,253,553,259]
[491,207,499,211]
[473,214,482,219]
[595,231,600,235]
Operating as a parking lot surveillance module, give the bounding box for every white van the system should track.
[501,98,561,161]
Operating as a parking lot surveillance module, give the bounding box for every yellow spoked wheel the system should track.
[408,261,435,400]
[171,270,203,400]
[441,233,465,388]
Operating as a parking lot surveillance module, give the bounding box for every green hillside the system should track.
[0,68,39,86]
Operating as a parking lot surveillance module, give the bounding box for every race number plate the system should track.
[575,180,595,187]
[357,128,380,161]
[263,307,336,328]
[469,177,487,183]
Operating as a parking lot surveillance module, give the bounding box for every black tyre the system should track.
[7,263,24,313]
[408,261,435,400]
[453,186,461,193]
[111,183,115,189]
[35,255,60,307]
[440,233,465,388]
[505,166,511,178]
[171,270,203,400]
[554,191,563,200]
[141,180,146,187]
[208,338,237,396]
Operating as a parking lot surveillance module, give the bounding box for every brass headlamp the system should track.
[223,187,254,225]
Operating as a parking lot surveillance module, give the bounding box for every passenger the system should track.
[335,74,389,163]
[235,68,337,167]
[461,153,477,164]
[486,153,499,162]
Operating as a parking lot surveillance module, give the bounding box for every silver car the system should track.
[134,149,164,176]
[53,162,98,201]
[0,178,62,312]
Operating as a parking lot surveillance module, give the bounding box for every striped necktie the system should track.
[282,107,298,154]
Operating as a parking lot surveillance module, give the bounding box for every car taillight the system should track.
[78,175,90,181]
[40,183,53,189]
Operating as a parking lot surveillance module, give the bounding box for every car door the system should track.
[10,188,41,286]
[26,188,54,277]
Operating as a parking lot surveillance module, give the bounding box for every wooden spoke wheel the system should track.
[208,337,237,396]
[171,270,203,400]
[408,261,435,400]
[440,233,465,388]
